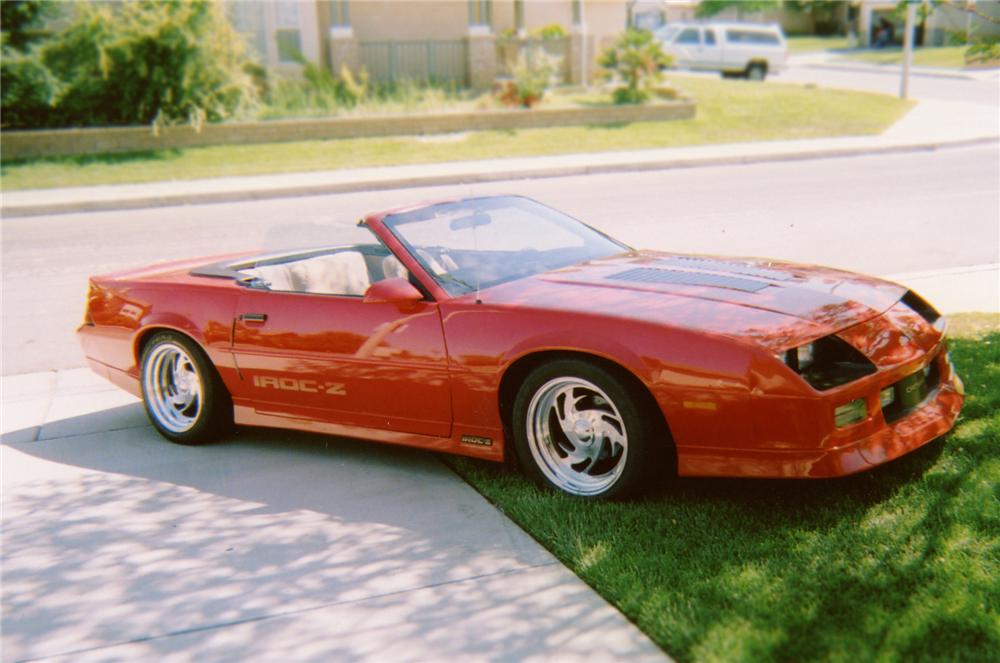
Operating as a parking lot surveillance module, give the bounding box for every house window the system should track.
[275,1,301,63]
[329,0,349,27]
[468,0,491,26]
[572,0,582,26]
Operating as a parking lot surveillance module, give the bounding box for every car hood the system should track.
[480,251,908,353]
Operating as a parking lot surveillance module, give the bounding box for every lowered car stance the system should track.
[78,196,964,499]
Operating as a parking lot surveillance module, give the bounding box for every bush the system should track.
[533,24,567,40]
[2,0,257,129]
[598,29,672,105]
[265,59,369,116]
[1,50,61,127]
[496,51,558,108]
[965,37,1000,65]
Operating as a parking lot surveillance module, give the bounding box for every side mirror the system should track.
[363,277,424,306]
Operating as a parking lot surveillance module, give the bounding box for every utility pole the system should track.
[900,0,917,99]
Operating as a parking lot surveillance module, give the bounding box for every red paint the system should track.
[77,197,963,479]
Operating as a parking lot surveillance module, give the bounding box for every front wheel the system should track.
[512,359,658,499]
[140,331,232,445]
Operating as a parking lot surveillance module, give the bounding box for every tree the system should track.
[598,29,671,104]
[1,0,60,52]
[2,0,257,129]
[695,1,780,19]
[1,1,63,128]
[784,1,843,35]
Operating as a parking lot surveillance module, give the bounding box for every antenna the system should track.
[473,219,482,304]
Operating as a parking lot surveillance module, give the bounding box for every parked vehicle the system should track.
[78,196,962,500]
[656,21,788,80]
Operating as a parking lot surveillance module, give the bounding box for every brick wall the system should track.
[1,101,695,160]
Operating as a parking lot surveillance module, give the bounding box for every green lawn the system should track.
[787,35,851,54]
[449,313,1000,662]
[1,78,912,191]
[837,46,969,68]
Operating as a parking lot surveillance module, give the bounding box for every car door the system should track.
[231,285,452,438]
[700,27,724,70]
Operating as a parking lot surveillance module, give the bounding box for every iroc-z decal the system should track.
[252,375,346,396]
[460,435,493,448]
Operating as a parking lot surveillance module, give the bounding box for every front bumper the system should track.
[676,365,964,479]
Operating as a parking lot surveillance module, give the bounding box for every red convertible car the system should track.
[78,195,964,498]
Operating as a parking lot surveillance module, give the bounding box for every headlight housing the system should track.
[780,335,877,391]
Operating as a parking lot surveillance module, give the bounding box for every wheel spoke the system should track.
[555,387,585,434]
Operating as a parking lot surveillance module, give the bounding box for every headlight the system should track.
[879,386,895,408]
[780,336,877,391]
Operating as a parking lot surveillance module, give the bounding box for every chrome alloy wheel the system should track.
[525,377,629,496]
[143,342,203,433]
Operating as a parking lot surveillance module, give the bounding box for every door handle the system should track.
[239,313,268,324]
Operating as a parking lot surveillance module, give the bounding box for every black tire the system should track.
[745,63,767,81]
[512,359,660,500]
[140,331,233,445]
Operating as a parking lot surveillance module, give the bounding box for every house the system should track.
[856,0,1000,47]
[224,0,639,88]
[223,0,1000,87]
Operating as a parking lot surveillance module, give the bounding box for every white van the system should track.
[656,22,788,81]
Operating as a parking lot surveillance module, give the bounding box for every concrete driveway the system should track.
[1,369,666,662]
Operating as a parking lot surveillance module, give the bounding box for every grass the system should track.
[787,35,851,54]
[1,78,913,191]
[837,46,970,68]
[449,312,1000,662]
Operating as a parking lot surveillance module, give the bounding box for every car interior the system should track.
[235,245,408,297]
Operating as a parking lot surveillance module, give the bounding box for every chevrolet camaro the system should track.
[78,195,964,498]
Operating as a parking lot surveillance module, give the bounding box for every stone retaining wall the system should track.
[1,101,695,160]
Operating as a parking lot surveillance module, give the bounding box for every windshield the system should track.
[382,196,630,296]
[656,26,681,42]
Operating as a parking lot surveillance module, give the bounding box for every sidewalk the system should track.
[3,97,997,218]
[791,50,1000,82]
[1,368,668,662]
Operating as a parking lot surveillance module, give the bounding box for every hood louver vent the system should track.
[608,267,770,293]
[655,256,795,282]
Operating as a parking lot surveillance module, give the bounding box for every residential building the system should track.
[225,0,637,87]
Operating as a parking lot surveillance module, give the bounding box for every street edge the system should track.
[3,135,997,218]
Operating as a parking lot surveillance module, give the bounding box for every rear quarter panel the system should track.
[80,277,241,391]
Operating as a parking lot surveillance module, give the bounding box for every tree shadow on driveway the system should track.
[2,406,658,662]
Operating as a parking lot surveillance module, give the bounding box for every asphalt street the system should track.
[3,142,998,376]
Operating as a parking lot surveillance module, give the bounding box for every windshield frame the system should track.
[376,195,632,298]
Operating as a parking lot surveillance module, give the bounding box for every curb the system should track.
[3,135,997,218]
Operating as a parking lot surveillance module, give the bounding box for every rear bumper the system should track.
[677,372,963,479]
[78,324,141,398]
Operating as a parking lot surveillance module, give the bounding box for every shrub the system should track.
[1,0,62,128]
[265,59,369,116]
[533,24,567,40]
[496,51,558,108]
[598,29,672,105]
[2,0,257,129]
[965,37,1000,65]
[0,50,60,127]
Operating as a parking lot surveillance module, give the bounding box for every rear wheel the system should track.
[140,332,232,445]
[746,62,767,81]
[512,359,656,499]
